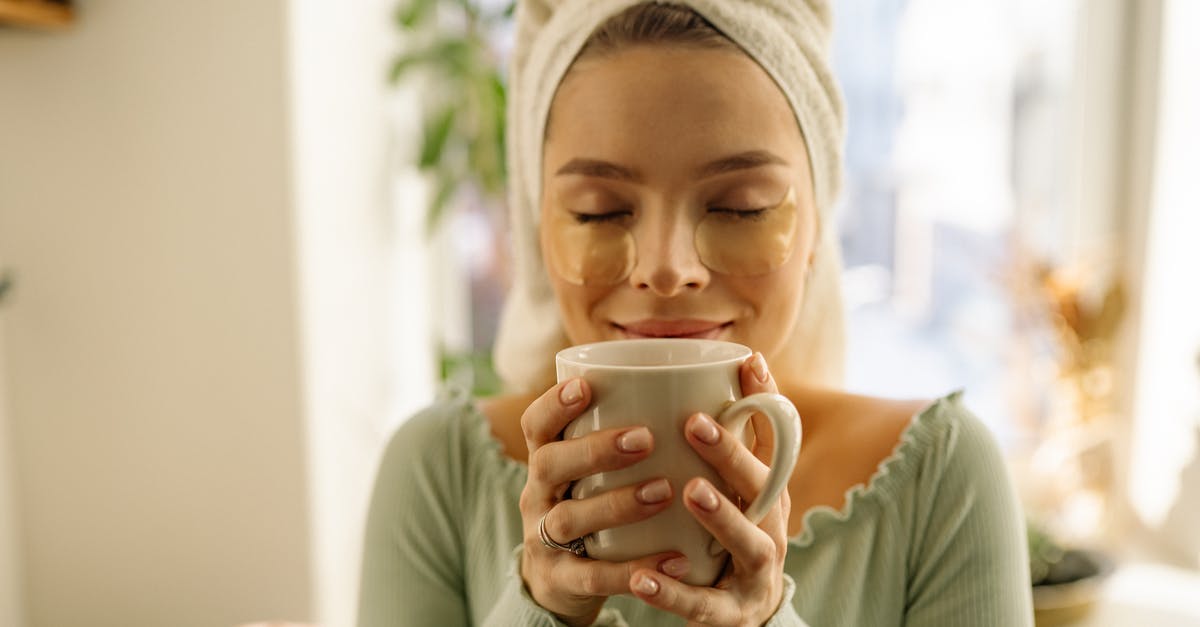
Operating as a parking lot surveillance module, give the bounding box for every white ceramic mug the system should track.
[556,338,801,586]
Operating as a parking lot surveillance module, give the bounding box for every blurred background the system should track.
[0,0,1197,626]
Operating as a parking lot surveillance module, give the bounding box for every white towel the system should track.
[495,0,847,393]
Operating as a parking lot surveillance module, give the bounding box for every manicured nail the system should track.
[689,413,720,445]
[750,352,769,383]
[633,573,659,595]
[689,481,720,512]
[559,379,582,405]
[659,556,690,578]
[617,427,651,453]
[636,478,671,504]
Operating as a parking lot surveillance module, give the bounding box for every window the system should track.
[833,0,1082,451]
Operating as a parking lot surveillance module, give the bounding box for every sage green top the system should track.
[358,389,1034,626]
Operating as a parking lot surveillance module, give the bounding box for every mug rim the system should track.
[556,338,752,371]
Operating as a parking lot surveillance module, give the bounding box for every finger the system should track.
[740,352,779,460]
[739,352,778,396]
[542,477,674,544]
[683,477,782,574]
[552,551,692,598]
[630,567,741,626]
[684,412,769,503]
[529,426,654,490]
[521,378,591,453]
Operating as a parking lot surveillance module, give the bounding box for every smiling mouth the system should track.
[613,320,733,340]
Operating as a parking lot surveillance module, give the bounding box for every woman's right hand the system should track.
[518,377,690,626]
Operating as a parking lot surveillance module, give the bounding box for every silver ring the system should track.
[538,511,587,557]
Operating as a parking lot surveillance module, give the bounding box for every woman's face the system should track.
[540,44,818,363]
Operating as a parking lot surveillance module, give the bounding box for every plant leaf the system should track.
[426,173,459,235]
[490,71,508,188]
[389,38,473,84]
[450,0,479,21]
[419,105,457,169]
[438,38,473,75]
[388,52,426,84]
[394,0,437,29]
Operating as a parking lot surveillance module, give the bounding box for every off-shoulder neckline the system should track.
[786,391,963,546]
[444,385,965,547]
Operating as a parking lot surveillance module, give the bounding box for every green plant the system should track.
[439,345,504,397]
[391,0,515,395]
[1027,520,1066,585]
[390,0,515,234]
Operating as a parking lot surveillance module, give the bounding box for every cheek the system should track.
[543,214,635,286]
[696,186,799,276]
[544,269,615,344]
[725,226,814,344]
[541,218,621,343]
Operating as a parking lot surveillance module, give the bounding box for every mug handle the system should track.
[713,393,802,524]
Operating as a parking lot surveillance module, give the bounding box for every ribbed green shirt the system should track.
[358,389,1034,626]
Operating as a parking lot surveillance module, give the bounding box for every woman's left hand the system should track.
[629,352,792,626]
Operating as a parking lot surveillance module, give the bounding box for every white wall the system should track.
[0,2,315,625]
[0,300,26,627]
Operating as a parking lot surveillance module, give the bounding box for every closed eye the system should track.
[573,210,632,224]
[708,206,768,220]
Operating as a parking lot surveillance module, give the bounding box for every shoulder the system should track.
[900,393,1034,621]
[899,391,1023,542]
[796,388,1010,500]
[838,391,931,448]
[385,396,475,456]
[374,394,483,495]
[908,391,1007,479]
[817,389,1004,469]
[792,387,931,480]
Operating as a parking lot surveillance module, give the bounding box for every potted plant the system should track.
[389,0,516,396]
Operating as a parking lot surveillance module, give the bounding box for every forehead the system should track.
[544,45,803,178]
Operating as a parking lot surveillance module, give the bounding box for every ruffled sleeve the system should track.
[902,393,1034,626]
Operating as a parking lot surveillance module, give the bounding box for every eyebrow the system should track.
[554,149,788,182]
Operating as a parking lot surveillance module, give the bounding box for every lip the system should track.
[614,319,732,339]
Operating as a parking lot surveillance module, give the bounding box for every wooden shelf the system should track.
[0,0,73,30]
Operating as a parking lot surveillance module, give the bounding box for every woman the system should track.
[359,2,1033,625]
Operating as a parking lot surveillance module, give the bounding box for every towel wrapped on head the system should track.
[495,0,847,393]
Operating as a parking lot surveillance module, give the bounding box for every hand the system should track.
[518,377,692,627]
[629,352,792,626]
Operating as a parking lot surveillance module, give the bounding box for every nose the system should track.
[627,209,710,297]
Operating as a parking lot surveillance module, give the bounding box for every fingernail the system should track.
[659,556,690,578]
[750,352,769,383]
[689,413,720,445]
[559,379,582,406]
[689,481,720,512]
[636,478,671,504]
[633,573,659,595]
[617,427,651,453]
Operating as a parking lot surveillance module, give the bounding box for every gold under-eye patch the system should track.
[696,186,798,276]
[544,209,636,286]
[543,186,798,286]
